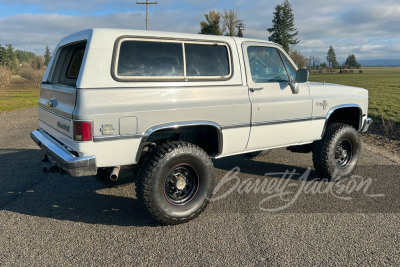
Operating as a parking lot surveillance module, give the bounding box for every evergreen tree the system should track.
[44,46,52,66]
[200,11,221,35]
[344,54,361,69]
[0,45,6,66]
[4,44,18,72]
[237,23,245,37]
[15,49,36,64]
[326,46,339,68]
[267,0,299,53]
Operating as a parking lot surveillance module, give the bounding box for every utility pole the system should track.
[136,0,158,30]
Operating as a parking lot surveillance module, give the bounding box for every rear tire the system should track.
[312,123,361,179]
[137,141,215,225]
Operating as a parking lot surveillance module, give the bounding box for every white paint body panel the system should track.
[37,28,369,169]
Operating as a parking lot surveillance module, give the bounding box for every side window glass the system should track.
[280,51,297,81]
[247,46,289,83]
[117,40,184,77]
[67,47,85,79]
[185,44,230,77]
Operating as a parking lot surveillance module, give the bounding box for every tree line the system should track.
[0,44,51,71]
[0,44,52,88]
[200,9,245,37]
[199,0,361,70]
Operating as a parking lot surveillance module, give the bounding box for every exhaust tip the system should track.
[109,166,121,181]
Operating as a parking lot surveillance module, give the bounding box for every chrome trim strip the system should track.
[321,104,362,137]
[312,116,326,121]
[93,134,143,142]
[135,121,223,162]
[30,129,96,176]
[222,116,326,130]
[38,105,72,121]
[252,117,312,127]
[221,123,250,130]
[326,104,362,121]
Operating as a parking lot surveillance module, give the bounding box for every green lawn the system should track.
[0,77,39,113]
[309,67,400,122]
[2,69,400,123]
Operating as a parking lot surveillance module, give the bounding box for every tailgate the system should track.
[38,84,76,138]
[37,40,87,139]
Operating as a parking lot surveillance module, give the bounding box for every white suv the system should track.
[31,28,372,224]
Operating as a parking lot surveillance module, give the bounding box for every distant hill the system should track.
[358,59,400,67]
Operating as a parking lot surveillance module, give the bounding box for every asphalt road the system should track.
[0,108,399,266]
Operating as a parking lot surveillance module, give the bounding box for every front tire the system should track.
[312,123,361,179]
[137,141,215,225]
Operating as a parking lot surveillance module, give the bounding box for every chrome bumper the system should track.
[361,117,373,132]
[30,129,97,176]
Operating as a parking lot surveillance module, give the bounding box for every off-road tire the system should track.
[136,141,215,225]
[312,123,361,179]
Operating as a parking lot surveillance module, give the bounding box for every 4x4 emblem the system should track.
[316,100,328,110]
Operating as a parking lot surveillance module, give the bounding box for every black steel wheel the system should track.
[164,164,199,205]
[335,139,353,167]
[313,123,361,179]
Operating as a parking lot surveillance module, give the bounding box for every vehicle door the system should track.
[243,42,312,150]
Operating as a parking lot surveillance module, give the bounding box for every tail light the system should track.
[73,120,93,141]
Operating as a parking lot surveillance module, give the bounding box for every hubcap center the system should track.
[176,178,187,190]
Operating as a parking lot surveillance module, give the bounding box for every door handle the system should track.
[249,87,264,92]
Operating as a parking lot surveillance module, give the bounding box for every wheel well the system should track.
[145,125,222,157]
[325,107,361,133]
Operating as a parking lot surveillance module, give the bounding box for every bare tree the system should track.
[307,56,320,68]
[221,9,243,37]
[290,50,307,68]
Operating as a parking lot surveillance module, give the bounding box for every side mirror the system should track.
[289,69,308,94]
[289,82,299,94]
[295,68,309,83]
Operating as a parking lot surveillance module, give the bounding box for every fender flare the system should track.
[135,121,223,162]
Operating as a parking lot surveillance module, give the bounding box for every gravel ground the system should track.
[0,108,399,266]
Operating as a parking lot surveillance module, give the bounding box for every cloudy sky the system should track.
[0,0,399,62]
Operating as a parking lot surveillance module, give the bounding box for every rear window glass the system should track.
[117,40,184,77]
[67,47,85,79]
[49,41,87,86]
[185,44,230,77]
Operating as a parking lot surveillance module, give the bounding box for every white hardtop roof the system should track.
[61,28,277,47]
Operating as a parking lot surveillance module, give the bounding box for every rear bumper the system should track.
[30,129,97,176]
[361,117,373,133]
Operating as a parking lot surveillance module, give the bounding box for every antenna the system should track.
[136,0,158,30]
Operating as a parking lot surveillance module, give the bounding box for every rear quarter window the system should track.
[113,38,232,81]
[66,47,85,79]
[49,41,87,87]
[185,43,230,77]
[117,40,184,78]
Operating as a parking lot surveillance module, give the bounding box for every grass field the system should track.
[0,77,40,113]
[1,68,400,123]
[309,67,400,122]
